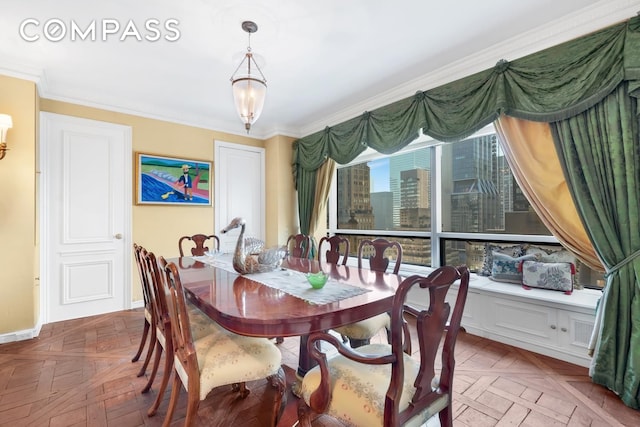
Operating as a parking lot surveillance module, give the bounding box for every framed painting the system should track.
[135,153,212,205]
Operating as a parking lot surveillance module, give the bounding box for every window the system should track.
[441,134,550,236]
[329,125,604,289]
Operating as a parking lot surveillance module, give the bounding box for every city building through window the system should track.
[328,125,603,289]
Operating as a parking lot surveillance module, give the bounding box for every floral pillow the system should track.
[522,260,574,294]
[480,243,525,276]
[523,245,581,289]
[490,252,539,283]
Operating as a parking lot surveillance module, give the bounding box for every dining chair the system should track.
[286,233,311,258]
[131,243,154,377]
[334,238,403,348]
[178,233,220,257]
[138,247,169,414]
[161,259,286,427]
[139,249,223,417]
[317,235,350,266]
[298,265,470,427]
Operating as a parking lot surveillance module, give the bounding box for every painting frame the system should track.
[135,152,212,206]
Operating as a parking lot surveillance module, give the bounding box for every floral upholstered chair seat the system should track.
[300,343,447,427]
[333,313,390,340]
[177,329,283,401]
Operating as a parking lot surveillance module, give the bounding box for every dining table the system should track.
[167,253,403,393]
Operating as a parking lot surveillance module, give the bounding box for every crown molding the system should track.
[39,91,279,139]
[38,89,303,140]
[0,62,48,97]
[298,0,639,137]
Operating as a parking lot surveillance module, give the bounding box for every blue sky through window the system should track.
[368,158,390,192]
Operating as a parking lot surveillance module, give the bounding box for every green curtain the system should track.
[296,166,317,235]
[291,15,640,408]
[551,83,640,408]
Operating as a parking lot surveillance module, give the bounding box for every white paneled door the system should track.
[214,141,265,253]
[40,113,131,323]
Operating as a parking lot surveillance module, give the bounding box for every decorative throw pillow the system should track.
[480,243,525,276]
[523,245,581,289]
[522,260,574,294]
[490,252,539,283]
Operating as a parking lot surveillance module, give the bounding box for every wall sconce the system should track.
[0,114,13,160]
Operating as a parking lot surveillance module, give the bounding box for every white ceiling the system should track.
[0,0,636,139]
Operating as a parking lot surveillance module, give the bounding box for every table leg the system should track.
[292,334,317,398]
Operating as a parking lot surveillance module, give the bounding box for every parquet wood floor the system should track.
[0,309,638,426]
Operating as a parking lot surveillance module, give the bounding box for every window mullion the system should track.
[431,144,442,267]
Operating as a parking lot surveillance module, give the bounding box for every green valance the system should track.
[293,15,640,183]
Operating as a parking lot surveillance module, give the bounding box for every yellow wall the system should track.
[0,75,38,334]
[265,134,299,245]
[0,75,298,336]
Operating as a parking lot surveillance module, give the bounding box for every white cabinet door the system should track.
[557,310,595,355]
[484,296,558,346]
[460,290,483,332]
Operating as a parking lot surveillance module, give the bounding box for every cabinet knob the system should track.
[561,327,568,332]
[550,325,557,330]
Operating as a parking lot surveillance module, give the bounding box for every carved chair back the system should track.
[357,238,403,274]
[178,234,220,257]
[317,235,350,265]
[286,233,311,258]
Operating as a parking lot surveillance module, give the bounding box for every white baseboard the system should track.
[0,322,43,344]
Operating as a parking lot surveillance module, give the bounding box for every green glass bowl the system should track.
[306,272,328,289]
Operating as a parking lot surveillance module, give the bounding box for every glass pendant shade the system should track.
[231,57,267,132]
[230,21,267,133]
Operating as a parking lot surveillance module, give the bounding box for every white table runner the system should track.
[192,254,370,305]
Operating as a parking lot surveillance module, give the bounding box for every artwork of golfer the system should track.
[177,164,193,200]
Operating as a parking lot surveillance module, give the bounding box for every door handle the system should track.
[114,233,123,239]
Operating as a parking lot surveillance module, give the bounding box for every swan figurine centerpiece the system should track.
[221,217,287,274]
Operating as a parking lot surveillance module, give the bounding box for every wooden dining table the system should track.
[167,255,403,384]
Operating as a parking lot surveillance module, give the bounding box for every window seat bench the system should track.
[404,269,602,367]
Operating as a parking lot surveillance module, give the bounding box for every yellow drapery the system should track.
[494,115,602,272]
[309,158,336,237]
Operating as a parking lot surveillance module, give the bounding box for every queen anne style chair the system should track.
[178,233,220,257]
[161,259,286,427]
[333,238,403,348]
[131,243,154,377]
[286,233,312,258]
[317,235,350,266]
[138,249,221,417]
[298,265,470,427]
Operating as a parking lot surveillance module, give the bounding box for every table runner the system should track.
[192,254,370,305]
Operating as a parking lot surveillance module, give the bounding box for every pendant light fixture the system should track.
[230,21,267,133]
